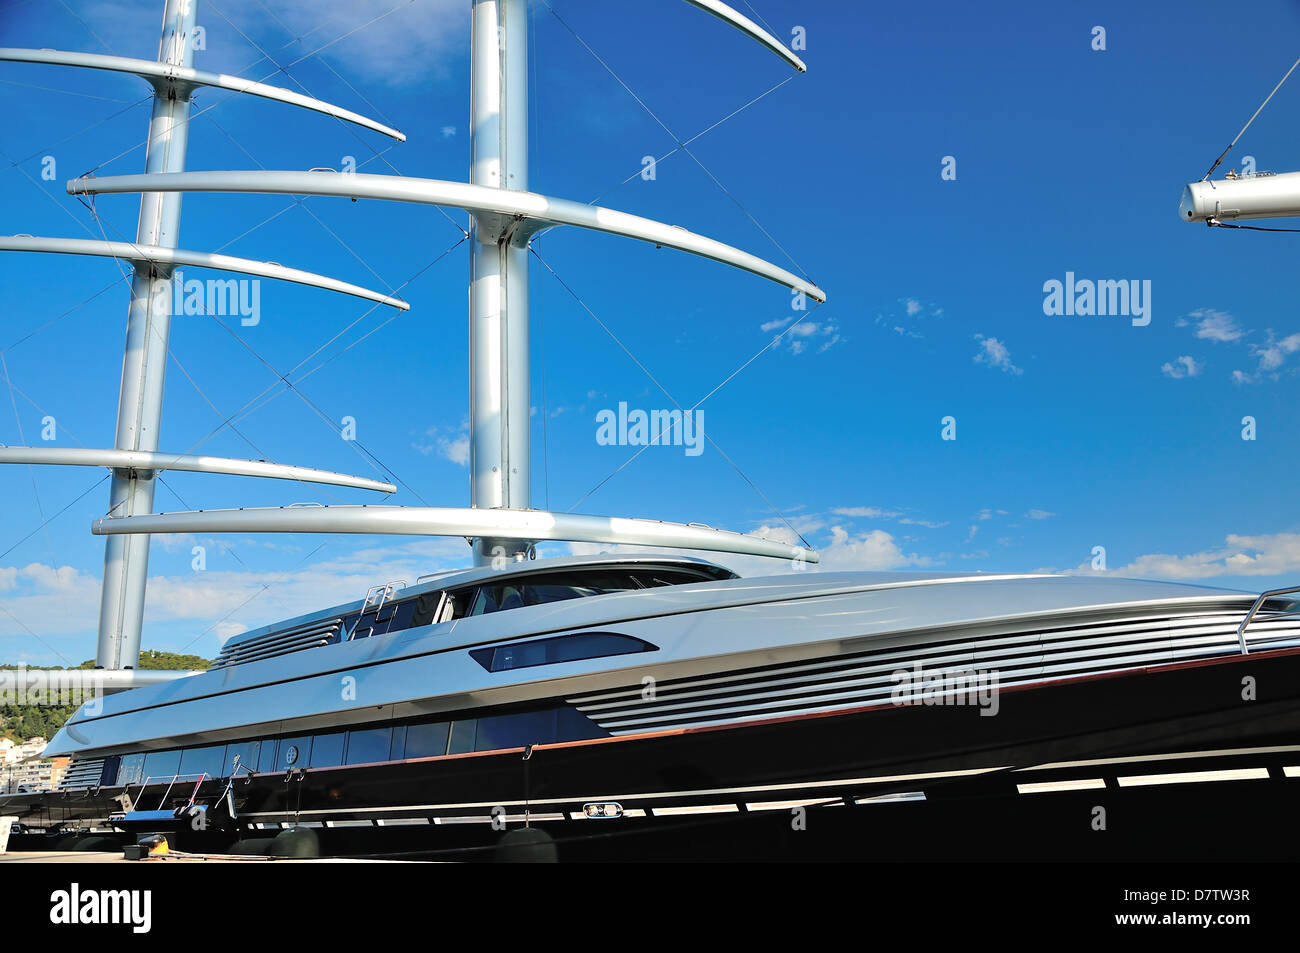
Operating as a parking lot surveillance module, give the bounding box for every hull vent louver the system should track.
[57,758,107,790]
[212,617,343,669]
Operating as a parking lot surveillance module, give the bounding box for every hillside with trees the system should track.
[0,651,209,742]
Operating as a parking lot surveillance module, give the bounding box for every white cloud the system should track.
[973,335,1022,375]
[214,621,249,643]
[874,298,941,340]
[1026,509,1056,520]
[1190,309,1244,343]
[0,538,475,661]
[1086,532,1300,579]
[79,0,466,86]
[768,319,841,356]
[1161,355,1201,379]
[832,506,902,519]
[413,425,470,466]
[818,526,932,571]
[831,506,947,529]
[1231,331,1300,383]
[439,434,470,465]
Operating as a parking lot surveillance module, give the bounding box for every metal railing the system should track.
[1236,585,1300,654]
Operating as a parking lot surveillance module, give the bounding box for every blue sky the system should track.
[1,0,1299,665]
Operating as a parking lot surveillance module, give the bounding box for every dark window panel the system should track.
[389,724,407,761]
[222,741,261,776]
[345,727,392,765]
[141,749,181,781]
[116,753,146,787]
[474,709,557,752]
[470,632,656,673]
[310,732,346,768]
[404,722,450,759]
[557,706,611,742]
[256,739,280,773]
[178,744,225,779]
[274,736,311,770]
[448,719,477,755]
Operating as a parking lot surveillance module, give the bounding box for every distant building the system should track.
[0,737,64,793]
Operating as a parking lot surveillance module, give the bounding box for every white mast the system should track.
[468,0,531,565]
[96,0,198,670]
[71,1,825,571]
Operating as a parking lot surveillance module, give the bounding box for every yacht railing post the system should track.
[96,0,198,669]
[469,0,531,566]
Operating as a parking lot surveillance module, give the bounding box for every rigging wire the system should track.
[56,103,429,499]
[586,74,795,207]
[1202,52,1300,180]
[0,78,136,104]
[538,0,813,282]
[739,0,782,39]
[204,0,469,241]
[531,248,813,550]
[0,351,58,564]
[173,239,468,500]
[154,474,304,621]
[177,539,331,654]
[0,472,107,562]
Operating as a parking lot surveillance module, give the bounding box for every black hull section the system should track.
[7,647,1300,861]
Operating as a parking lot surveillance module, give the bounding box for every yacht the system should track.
[3,2,1299,861]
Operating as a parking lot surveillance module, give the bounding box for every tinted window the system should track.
[179,745,225,779]
[471,632,656,672]
[273,736,310,770]
[117,753,146,787]
[345,728,391,765]
[310,732,346,768]
[223,741,261,776]
[142,749,181,781]
[448,720,477,755]
[558,706,610,742]
[389,725,407,760]
[404,722,450,758]
[256,739,280,772]
[475,709,557,752]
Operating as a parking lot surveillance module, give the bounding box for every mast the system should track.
[66,1,826,573]
[96,0,198,669]
[468,0,531,565]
